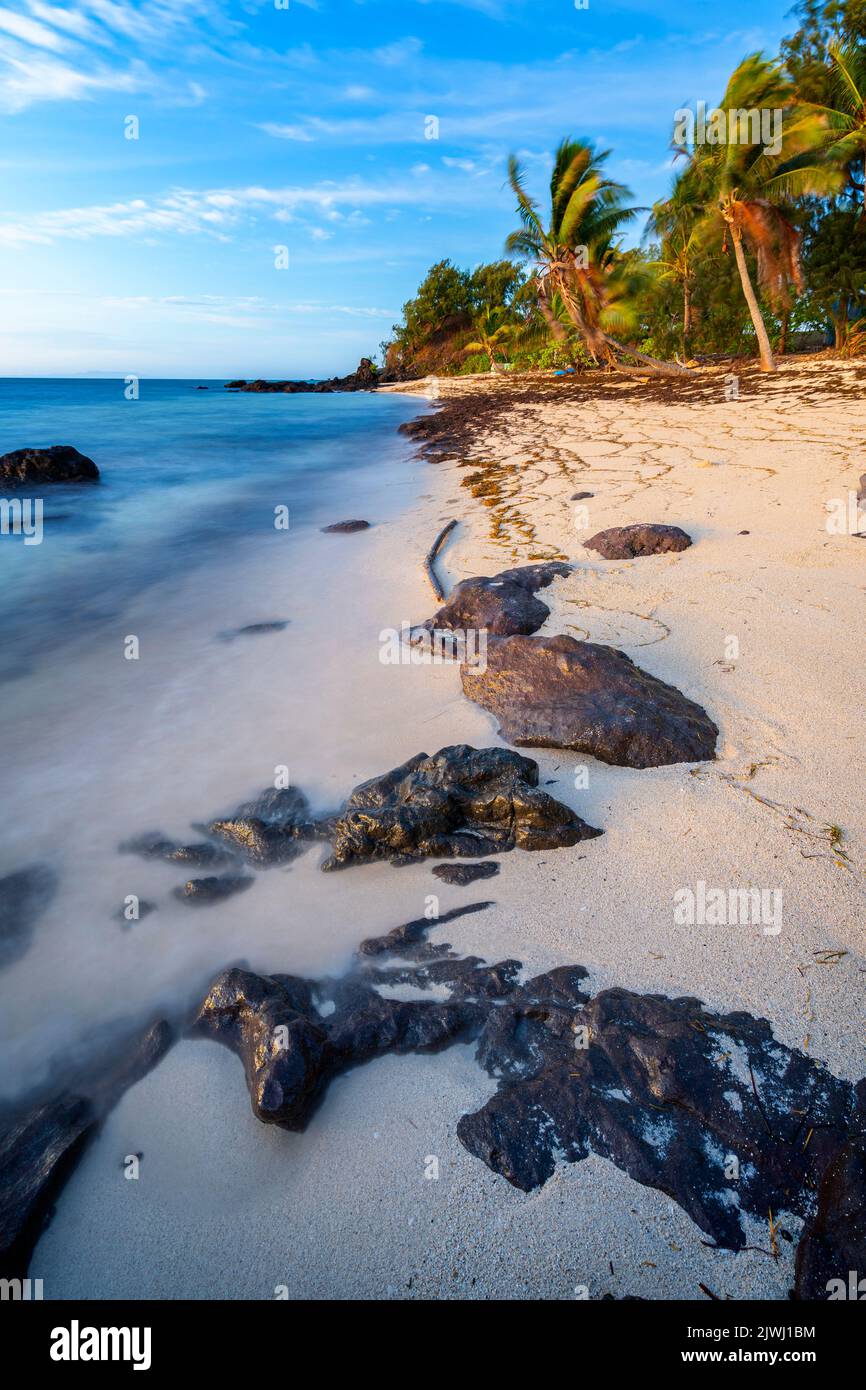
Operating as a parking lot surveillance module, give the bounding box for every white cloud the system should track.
[0,7,67,49]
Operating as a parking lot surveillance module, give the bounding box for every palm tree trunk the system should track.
[778,310,789,356]
[683,280,691,356]
[537,292,577,367]
[730,228,776,372]
[604,336,691,375]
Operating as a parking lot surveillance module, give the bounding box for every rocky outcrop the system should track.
[187,873,866,1298]
[0,866,57,971]
[225,358,379,394]
[457,980,860,1252]
[411,562,570,644]
[0,1020,171,1278]
[208,786,329,866]
[584,523,692,559]
[322,745,601,870]
[0,445,99,485]
[461,634,718,768]
[194,959,488,1130]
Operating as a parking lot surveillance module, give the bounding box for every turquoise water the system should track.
[0,378,419,681]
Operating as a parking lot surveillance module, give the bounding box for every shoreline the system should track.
[17,361,866,1298]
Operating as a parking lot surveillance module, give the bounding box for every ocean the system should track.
[0,378,427,1098]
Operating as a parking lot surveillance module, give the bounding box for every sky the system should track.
[0,0,800,377]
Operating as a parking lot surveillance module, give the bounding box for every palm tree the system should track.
[461,306,520,372]
[506,139,684,373]
[789,42,866,206]
[648,171,704,358]
[688,53,840,371]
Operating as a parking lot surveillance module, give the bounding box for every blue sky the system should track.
[0,0,798,377]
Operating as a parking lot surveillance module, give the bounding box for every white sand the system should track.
[33,360,866,1299]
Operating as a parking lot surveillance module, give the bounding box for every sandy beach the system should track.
[30,358,866,1302]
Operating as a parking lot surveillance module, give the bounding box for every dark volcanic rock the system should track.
[461,634,718,768]
[218,621,289,641]
[457,980,859,1253]
[432,861,500,886]
[411,562,570,644]
[0,1096,93,1278]
[195,962,485,1130]
[173,875,253,904]
[120,833,236,869]
[358,900,494,958]
[571,491,594,501]
[321,520,371,534]
[584,523,692,559]
[795,1137,866,1300]
[225,358,378,395]
[0,865,57,970]
[0,1020,171,1277]
[207,785,326,866]
[0,445,99,485]
[194,969,330,1129]
[322,744,601,870]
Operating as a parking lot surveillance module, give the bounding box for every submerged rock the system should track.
[411,562,570,643]
[208,786,327,866]
[584,523,692,559]
[321,520,371,534]
[461,634,718,768]
[0,1020,171,1277]
[0,445,99,485]
[218,621,289,641]
[120,834,236,869]
[173,875,253,904]
[322,744,601,870]
[457,980,859,1253]
[432,861,500,886]
[0,865,57,971]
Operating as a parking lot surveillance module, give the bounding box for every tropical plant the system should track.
[685,54,841,371]
[647,168,705,357]
[461,306,522,371]
[505,139,681,372]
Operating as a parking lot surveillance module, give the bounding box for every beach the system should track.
[24,357,866,1301]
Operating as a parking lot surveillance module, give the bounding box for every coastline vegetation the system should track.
[381,0,866,378]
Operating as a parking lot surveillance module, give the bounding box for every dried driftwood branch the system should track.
[424,518,457,600]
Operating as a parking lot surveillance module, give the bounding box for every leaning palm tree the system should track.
[689,53,841,371]
[506,139,686,373]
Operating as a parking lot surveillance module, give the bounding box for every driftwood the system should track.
[424,518,458,600]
